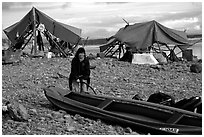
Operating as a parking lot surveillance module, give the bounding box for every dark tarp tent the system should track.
[100,20,190,59]
[3,7,82,47]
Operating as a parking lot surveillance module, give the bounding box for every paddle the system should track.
[56,72,100,95]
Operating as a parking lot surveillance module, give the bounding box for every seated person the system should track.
[69,47,90,93]
[119,47,133,63]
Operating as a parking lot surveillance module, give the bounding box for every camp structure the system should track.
[3,7,82,59]
[100,20,192,63]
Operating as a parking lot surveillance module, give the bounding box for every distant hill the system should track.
[187,34,202,39]
[80,38,108,45]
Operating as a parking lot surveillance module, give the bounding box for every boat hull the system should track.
[43,86,202,135]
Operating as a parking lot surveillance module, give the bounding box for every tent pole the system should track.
[52,40,68,58]
[105,41,119,56]
[111,46,120,57]
[119,44,122,59]
[21,31,33,50]
[33,7,37,55]
[122,44,125,55]
[164,43,171,53]
[103,46,111,55]
[43,30,52,51]
[175,47,185,56]
[72,37,81,53]
[45,31,68,58]
[83,37,89,47]
[104,43,114,55]
[157,41,161,53]
[167,45,176,58]
[105,46,114,56]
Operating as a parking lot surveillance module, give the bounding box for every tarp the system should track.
[101,20,189,53]
[3,7,82,45]
[100,37,116,52]
[132,53,159,65]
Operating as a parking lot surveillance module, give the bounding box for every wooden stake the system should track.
[33,7,37,55]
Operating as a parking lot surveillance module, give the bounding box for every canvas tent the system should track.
[100,20,190,61]
[3,7,82,57]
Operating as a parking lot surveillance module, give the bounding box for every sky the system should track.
[1,1,202,39]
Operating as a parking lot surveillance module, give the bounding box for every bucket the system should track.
[47,52,52,58]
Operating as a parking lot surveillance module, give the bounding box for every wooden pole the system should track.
[104,46,112,55]
[45,31,68,58]
[105,46,114,56]
[83,37,89,47]
[52,40,68,58]
[33,7,37,55]
[21,31,33,50]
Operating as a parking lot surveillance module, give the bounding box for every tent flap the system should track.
[99,37,116,52]
[3,7,82,45]
[3,8,34,44]
[112,20,189,52]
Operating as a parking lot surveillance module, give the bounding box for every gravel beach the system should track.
[2,55,202,135]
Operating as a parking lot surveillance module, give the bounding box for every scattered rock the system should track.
[40,117,46,121]
[7,101,29,122]
[64,114,73,123]
[2,97,10,105]
[30,108,38,115]
[51,111,63,118]
[46,113,53,119]
[124,127,132,133]
[58,109,67,114]
[190,63,202,73]
[64,114,71,119]
[132,94,144,101]
[7,119,14,123]
[56,118,65,123]
[2,105,8,112]
[150,64,164,70]
[66,126,76,132]
[36,127,47,132]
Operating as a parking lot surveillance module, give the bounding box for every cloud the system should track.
[2,2,71,11]
[104,2,129,5]
[2,2,15,10]
[2,2,34,11]
[155,9,202,33]
[61,3,72,9]
[158,10,201,22]
[2,2,202,39]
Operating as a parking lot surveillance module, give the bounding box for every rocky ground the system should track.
[2,55,202,135]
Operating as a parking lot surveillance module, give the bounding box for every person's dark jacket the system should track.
[69,56,90,90]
